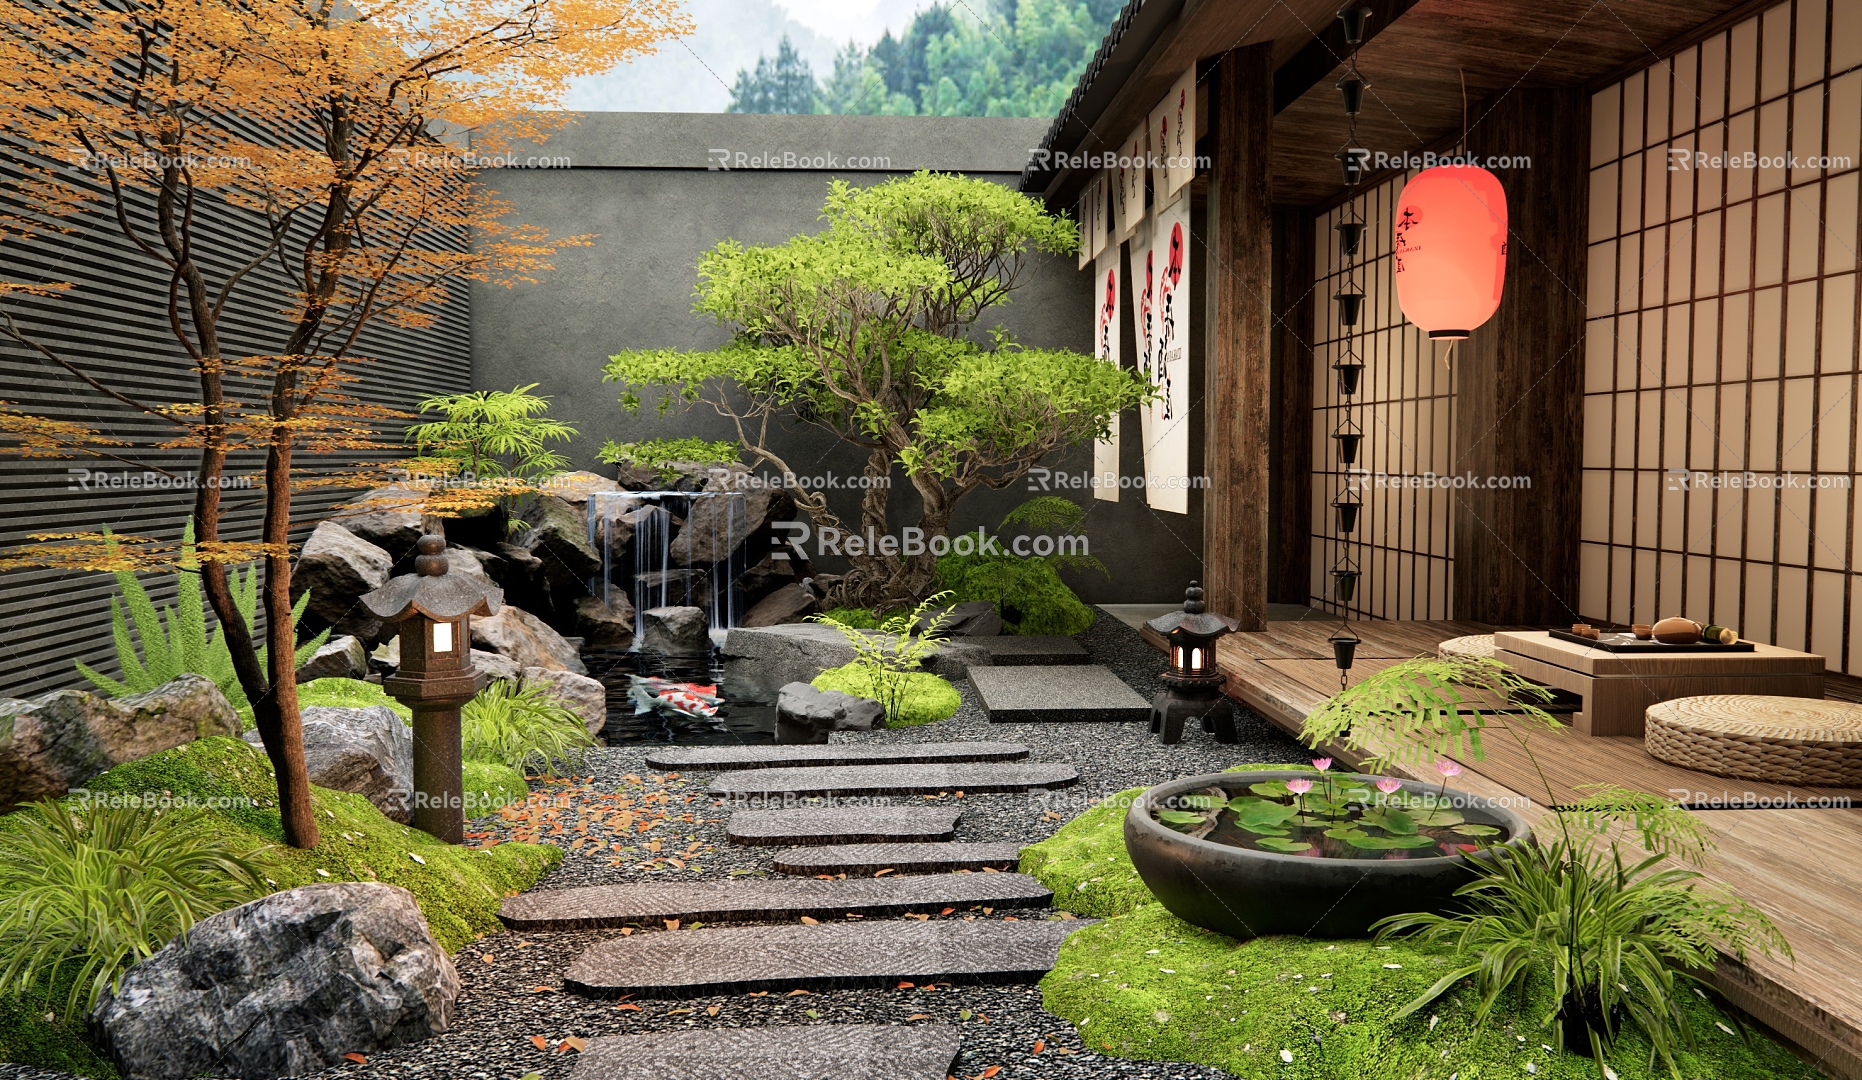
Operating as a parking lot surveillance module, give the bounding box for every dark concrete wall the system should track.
[470,113,1202,603]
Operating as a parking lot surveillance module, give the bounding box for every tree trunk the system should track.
[256,392,319,848]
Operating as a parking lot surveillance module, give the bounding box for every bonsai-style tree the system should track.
[0,0,687,847]
[603,172,1149,609]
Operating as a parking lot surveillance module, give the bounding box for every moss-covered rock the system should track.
[1018,787,1151,918]
[810,664,960,726]
[80,736,559,949]
[1044,903,1818,1080]
[0,965,118,1078]
[463,760,528,815]
[933,553,1094,636]
[298,676,412,720]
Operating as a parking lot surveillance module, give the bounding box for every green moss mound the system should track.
[810,664,961,726]
[933,552,1094,636]
[463,760,529,814]
[0,966,118,1078]
[1019,787,1152,918]
[1044,903,1818,1080]
[818,606,882,629]
[82,737,560,949]
[298,676,412,720]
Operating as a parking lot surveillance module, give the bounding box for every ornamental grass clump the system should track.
[0,800,268,1017]
[1300,655,1789,1077]
[461,680,595,777]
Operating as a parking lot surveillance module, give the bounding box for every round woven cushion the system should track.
[1645,696,1862,787]
[1438,634,1495,660]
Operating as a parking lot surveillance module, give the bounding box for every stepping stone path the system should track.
[570,1024,960,1080]
[956,634,1091,666]
[708,762,1079,800]
[499,873,1052,930]
[969,663,1151,722]
[770,841,1023,876]
[726,806,962,846]
[643,741,1029,772]
[563,918,1090,997]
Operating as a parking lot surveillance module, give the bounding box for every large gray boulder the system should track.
[539,470,622,504]
[0,675,240,811]
[774,681,886,744]
[242,705,412,822]
[738,580,818,628]
[294,635,368,682]
[721,623,989,698]
[671,487,796,566]
[575,594,636,650]
[292,522,393,642]
[635,568,709,609]
[641,605,712,655]
[520,667,608,738]
[336,487,427,559]
[94,882,457,1080]
[516,494,601,586]
[469,605,586,674]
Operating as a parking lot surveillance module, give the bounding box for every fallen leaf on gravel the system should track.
[1055,1047,1077,1054]
[528,986,558,993]
[667,1008,693,1015]
[614,1004,641,1011]
[557,1036,587,1053]
[805,1009,820,1018]
[958,1009,974,1020]
[906,1013,931,1020]
[874,868,895,876]
[981,908,994,914]
[970,1067,999,1079]
[845,913,864,918]
[897,982,915,989]
[619,928,635,936]
[1033,1040,1046,1053]
[706,1006,720,1016]
[664,919,680,931]
[342,1053,367,1064]
[787,989,810,996]
[941,908,955,915]
[748,991,768,997]
[1058,913,1077,920]
[529,1035,548,1050]
[800,916,819,925]
[517,941,535,948]
[981,866,1000,873]
[1002,916,1020,921]
[904,913,930,921]
[481,954,496,964]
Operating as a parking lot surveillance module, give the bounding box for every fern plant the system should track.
[0,799,268,1017]
[404,383,578,532]
[812,593,956,724]
[1302,655,1789,1077]
[462,680,596,777]
[75,524,327,722]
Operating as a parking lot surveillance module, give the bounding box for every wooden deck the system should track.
[1142,616,1862,1079]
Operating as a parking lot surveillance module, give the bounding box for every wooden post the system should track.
[1271,206,1315,605]
[1205,42,1274,631]
[1454,89,1588,625]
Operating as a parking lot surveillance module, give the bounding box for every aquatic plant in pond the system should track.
[1151,767,1512,860]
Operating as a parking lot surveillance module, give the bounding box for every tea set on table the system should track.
[1565,616,1740,646]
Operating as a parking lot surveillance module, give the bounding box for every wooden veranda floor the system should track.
[1140,616,1862,1079]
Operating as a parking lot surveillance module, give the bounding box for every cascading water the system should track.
[585,488,750,646]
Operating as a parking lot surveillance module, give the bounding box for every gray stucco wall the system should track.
[470,113,1202,604]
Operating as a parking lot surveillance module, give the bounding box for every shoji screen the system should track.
[1580,0,1862,668]
[1312,175,1457,621]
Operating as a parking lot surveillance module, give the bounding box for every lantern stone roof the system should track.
[359,535,502,622]
[1145,581,1239,638]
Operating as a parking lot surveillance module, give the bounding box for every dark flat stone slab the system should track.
[708,762,1079,800]
[969,664,1150,722]
[727,806,962,846]
[955,635,1091,665]
[644,741,1028,772]
[499,872,1051,930]
[564,918,1091,997]
[771,841,1022,876]
[571,1024,960,1080]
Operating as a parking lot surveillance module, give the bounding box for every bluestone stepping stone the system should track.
[956,634,1091,665]
[727,806,962,846]
[708,762,1079,800]
[570,1024,960,1080]
[771,841,1023,876]
[643,741,1028,772]
[969,664,1150,722]
[499,872,1051,930]
[563,918,1091,997]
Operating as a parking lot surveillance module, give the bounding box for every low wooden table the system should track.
[1492,631,1826,736]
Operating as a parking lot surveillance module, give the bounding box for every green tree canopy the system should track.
[726,34,819,114]
[603,172,1148,608]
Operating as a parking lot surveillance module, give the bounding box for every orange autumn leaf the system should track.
[1033,1040,1045,1053]
[529,1035,548,1050]
[342,1053,367,1064]
[614,1003,641,1011]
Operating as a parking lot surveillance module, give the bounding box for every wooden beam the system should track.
[1452,88,1588,625]
[1269,206,1315,605]
[1205,43,1275,631]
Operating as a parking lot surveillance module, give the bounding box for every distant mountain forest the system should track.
[727,0,1126,117]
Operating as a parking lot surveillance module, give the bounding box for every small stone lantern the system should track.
[360,534,502,843]
[1145,581,1240,745]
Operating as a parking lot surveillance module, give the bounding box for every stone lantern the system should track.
[1145,581,1240,745]
[360,534,502,843]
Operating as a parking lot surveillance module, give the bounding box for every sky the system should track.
[560,0,937,113]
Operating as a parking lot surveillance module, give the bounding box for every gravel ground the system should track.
[3,611,1306,1080]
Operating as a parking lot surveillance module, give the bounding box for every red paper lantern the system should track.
[1393,165,1508,340]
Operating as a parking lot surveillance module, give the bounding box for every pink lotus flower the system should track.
[1285,779,1314,794]
[1311,758,1333,772]
[1435,760,1464,778]
[1375,777,1403,794]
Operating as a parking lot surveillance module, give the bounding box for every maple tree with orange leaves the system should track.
[0,0,689,847]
